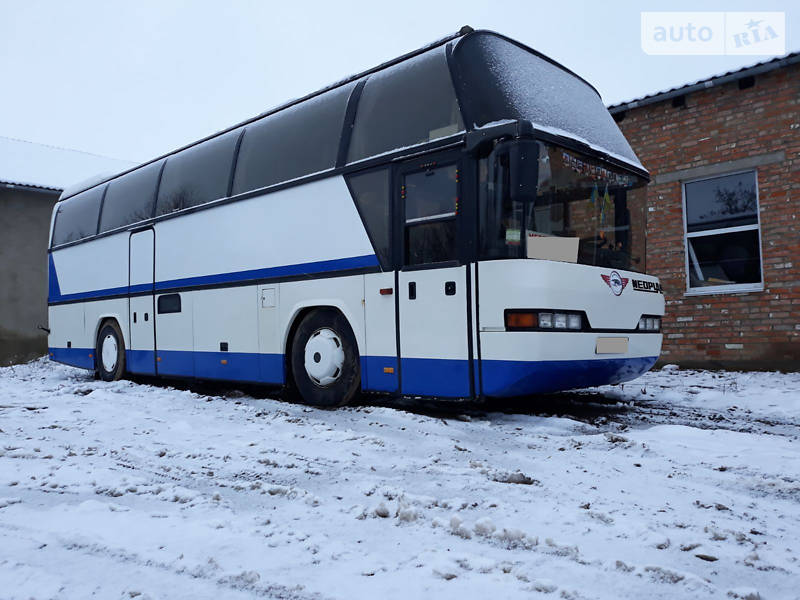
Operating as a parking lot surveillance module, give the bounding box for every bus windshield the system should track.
[480,141,649,273]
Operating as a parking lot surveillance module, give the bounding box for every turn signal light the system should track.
[506,312,538,329]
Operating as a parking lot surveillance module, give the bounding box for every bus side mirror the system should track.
[509,141,539,203]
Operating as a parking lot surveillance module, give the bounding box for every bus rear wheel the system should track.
[290,309,360,408]
[96,320,126,382]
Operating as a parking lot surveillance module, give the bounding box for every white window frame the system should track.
[681,169,764,296]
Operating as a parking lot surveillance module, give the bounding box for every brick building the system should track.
[609,52,799,369]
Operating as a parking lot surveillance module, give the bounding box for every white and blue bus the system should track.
[47,27,664,407]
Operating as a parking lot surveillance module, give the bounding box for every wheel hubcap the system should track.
[304,328,344,387]
[101,334,118,371]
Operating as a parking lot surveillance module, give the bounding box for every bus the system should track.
[47,27,664,407]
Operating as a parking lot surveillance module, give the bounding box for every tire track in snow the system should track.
[0,521,327,600]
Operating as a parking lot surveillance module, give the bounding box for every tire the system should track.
[96,320,126,381]
[290,308,361,408]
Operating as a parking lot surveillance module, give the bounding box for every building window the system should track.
[683,170,763,294]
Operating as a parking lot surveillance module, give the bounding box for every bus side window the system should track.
[403,164,458,266]
[346,168,391,269]
[157,294,181,314]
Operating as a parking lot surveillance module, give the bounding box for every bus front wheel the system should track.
[290,309,361,408]
[96,320,126,382]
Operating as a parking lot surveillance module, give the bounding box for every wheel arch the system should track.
[92,314,127,350]
[93,314,127,371]
[282,301,365,360]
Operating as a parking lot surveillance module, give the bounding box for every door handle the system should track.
[133,312,137,323]
[445,281,456,296]
[408,281,416,300]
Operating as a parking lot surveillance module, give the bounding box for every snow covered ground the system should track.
[1,360,798,600]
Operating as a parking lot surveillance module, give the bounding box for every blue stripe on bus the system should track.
[51,348,396,393]
[48,349,658,399]
[48,254,61,302]
[48,254,380,304]
[125,350,285,383]
[154,350,195,377]
[192,351,284,383]
[126,350,156,375]
[153,254,379,291]
[361,356,399,392]
[480,356,659,397]
[49,347,94,369]
[51,284,130,304]
[401,357,472,398]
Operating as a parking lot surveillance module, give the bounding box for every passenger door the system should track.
[395,155,472,398]
[128,229,156,374]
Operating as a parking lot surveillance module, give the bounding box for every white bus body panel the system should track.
[48,232,131,367]
[153,177,374,287]
[128,230,155,374]
[50,233,129,300]
[362,272,398,392]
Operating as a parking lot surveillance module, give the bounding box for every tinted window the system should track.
[233,83,354,195]
[157,293,182,314]
[685,172,757,233]
[99,161,164,233]
[347,47,464,163]
[406,221,456,265]
[404,164,458,221]
[347,168,391,267]
[156,130,241,215]
[403,162,458,266]
[51,185,105,246]
[451,32,641,169]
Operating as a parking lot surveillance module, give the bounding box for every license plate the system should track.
[596,337,628,354]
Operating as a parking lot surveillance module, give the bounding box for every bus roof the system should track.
[60,27,639,202]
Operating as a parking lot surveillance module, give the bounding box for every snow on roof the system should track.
[608,50,800,113]
[0,136,134,192]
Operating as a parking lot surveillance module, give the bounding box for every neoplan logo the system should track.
[632,279,664,294]
[601,271,628,296]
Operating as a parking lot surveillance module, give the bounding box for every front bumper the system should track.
[478,331,661,397]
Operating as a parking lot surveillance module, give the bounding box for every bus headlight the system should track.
[505,310,582,331]
[637,315,662,332]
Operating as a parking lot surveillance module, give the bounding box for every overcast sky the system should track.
[1,0,797,163]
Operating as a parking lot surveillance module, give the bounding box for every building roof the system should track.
[608,50,800,114]
[0,136,133,192]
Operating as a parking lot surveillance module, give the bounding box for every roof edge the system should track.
[608,51,800,114]
[1,180,62,193]
[453,29,602,99]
